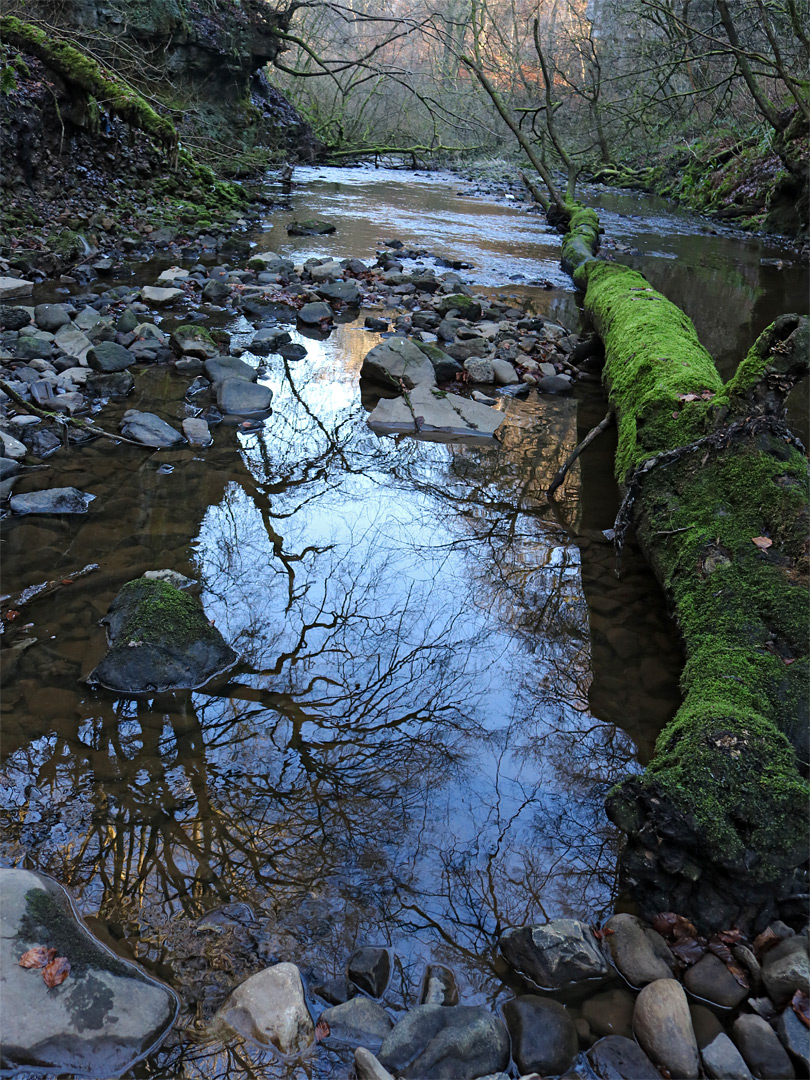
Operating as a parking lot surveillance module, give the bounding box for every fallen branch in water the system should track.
[1,563,100,616]
[547,411,613,498]
[0,380,143,447]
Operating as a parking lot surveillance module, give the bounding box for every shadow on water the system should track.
[1,164,801,1075]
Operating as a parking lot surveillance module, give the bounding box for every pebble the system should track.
[702,1033,754,1079]
[633,978,699,1078]
[732,1013,795,1079]
[605,912,675,988]
[354,1047,395,1080]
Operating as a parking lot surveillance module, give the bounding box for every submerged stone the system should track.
[85,577,239,693]
[215,961,314,1055]
[9,487,95,515]
[120,410,185,448]
[0,868,177,1077]
[367,384,504,441]
[286,219,336,236]
[377,1004,510,1079]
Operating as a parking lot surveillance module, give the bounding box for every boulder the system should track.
[9,487,94,515]
[278,343,308,361]
[0,430,28,460]
[732,1013,795,1079]
[216,379,273,416]
[120,410,185,448]
[762,937,810,1005]
[0,868,177,1076]
[202,280,231,303]
[348,947,392,998]
[170,326,218,360]
[580,988,636,1039]
[436,294,482,320]
[14,335,53,361]
[308,259,344,282]
[0,305,31,330]
[140,286,184,306]
[204,355,257,384]
[355,1047,396,1080]
[586,1035,660,1080]
[633,979,699,1079]
[34,304,71,332]
[361,336,436,390]
[182,418,212,447]
[491,359,518,385]
[502,995,578,1076]
[420,965,459,1006]
[377,1004,510,1080]
[249,328,292,355]
[684,953,749,1008]
[604,913,675,988]
[248,251,294,273]
[317,281,362,306]
[499,919,611,993]
[87,341,135,373]
[537,374,573,394]
[702,1033,755,1079]
[463,357,495,383]
[286,219,336,235]
[321,997,393,1053]
[367,384,504,440]
[314,976,357,1006]
[298,301,333,324]
[777,1006,810,1072]
[0,277,33,300]
[215,962,314,1056]
[85,577,239,694]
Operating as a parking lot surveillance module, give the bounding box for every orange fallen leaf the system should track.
[315,1018,330,1041]
[751,536,773,550]
[42,956,71,988]
[19,946,57,969]
[4,610,20,621]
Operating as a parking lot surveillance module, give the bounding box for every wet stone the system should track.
[85,576,239,694]
[0,457,21,481]
[367,383,504,440]
[204,355,257,384]
[170,326,218,360]
[580,987,635,1039]
[502,995,578,1076]
[87,341,135,373]
[298,301,333,325]
[499,919,611,993]
[277,342,308,361]
[140,286,184,306]
[777,1005,810,1072]
[348,947,391,998]
[537,374,573,394]
[604,913,675,988]
[355,1047,395,1080]
[684,953,749,1008]
[215,961,314,1056]
[216,379,273,416]
[702,1033,754,1079]
[732,1013,795,1079]
[586,1035,660,1080]
[14,335,53,361]
[633,979,699,1078]
[762,936,810,1005]
[85,372,134,399]
[202,279,231,303]
[10,487,95,515]
[317,281,362,306]
[377,1004,510,1080]
[250,327,292,354]
[421,964,459,1006]
[361,336,436,389]
[287,219,336,236]
[314,976,357,1006]
[0,305,31,331]
[321,996,393,1053]
[120,410,185,448]
[182,417,212,447]
[0,868,177,1076]
[0,276,34,300]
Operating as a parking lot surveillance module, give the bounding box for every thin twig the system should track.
[547,411,613,497]
[0,380,144,447]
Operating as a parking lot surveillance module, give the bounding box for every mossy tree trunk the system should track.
[564,207,809,933]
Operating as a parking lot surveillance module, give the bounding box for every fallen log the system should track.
[563,204,809,933]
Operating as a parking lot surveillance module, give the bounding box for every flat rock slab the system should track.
[140,286,184,306]
[0,868,177,1077]
[10,487,95,515]
[54,325,93,364]
[378,1004,510,1080]
[0,277,34,300]
[204,356,257,384]
[368,385,504,441]
[361,336,436,390]
[120,410,185,448]
[216,379,273,416]
[86,576,238,693]
[298,301,333,325]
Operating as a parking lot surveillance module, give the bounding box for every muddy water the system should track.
[0,165,803,1077]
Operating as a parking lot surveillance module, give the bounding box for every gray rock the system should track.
[702,1033,755,1079]
[248,251,294,273]
[182,418,212,446]
[586,1035,660,1079]
[315,976,357,1006]
[14,335,53,361]
[414,342,462,382]
[175,357,203,375]
[86,576,238,694]
[215,962,314,1055]
[216,379,273,415]
[690,1002,726,1048]
[499,920,611,993]
[170,326,218,360]
[361,336,436,389]
[278,343,308,361]
[445,338,490,362]
[287,219,336,236]
[604,913,675,988]
[463,357,495,383]
[436,294,482,320]
[10,487,95,515]
[491,358,518,385]
[348,947,391,998]
[365,317,389,332]
[120,410,185,448]
[581,988,636,1039]
[377,1004,510,1080]
[202,280,231,303]
[732,1013,795,1079]
[0,305,31,330]
[0,430,28,460]
[633,979,699,1078]
[116,308,139,334]
[0,457,21,481]
[298,301,333,324]
[204,355,257,384]
[321,997,393,1052]
[85,372,134,399]
[74,307,103,332]
[250,327,291,354]
[367,384,504,440]
[51,392,87,415]
[0,276,33,300]
[317,281,361,305]
[355,1047,396,1080]
[537,374,573,394]
[762,936,810,1005]
[140,286,184,306]
[34,304,71,332]
[684,953,749,1008]
[777,1005,810,1071]
[308,259,344,282]
[421,964,459,1006]
[0,868,177,1076]
[87,341,135,373]
[54,324,92,364]
[502,995,578,1076]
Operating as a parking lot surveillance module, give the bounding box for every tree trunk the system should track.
[564,207,810,933]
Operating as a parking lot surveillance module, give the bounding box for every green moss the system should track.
[0,16,176,151]
[114,578,210,647]
[561,201,600,275]
[578,260,723,481]
[172,324,215,344]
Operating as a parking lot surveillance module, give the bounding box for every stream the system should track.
[1,165,806,1078]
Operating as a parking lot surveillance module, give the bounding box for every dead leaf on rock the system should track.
[751,536,773,550]
[792,990,810,1028]
[19,946,57,969]
[752,926,781,958]
[42,956,71,989]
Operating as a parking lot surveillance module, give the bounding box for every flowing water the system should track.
[1,165,806,1077]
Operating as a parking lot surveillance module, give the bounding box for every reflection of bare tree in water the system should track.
[0,352,643,1075]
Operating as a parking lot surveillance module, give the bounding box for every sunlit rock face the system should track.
[0,868,177,1077]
